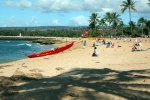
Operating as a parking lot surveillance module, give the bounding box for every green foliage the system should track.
[89,13,100,37]
[121,0,136,13]
[0,29,83,37]
[89,13,99,30]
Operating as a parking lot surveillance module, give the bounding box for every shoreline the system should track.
[0,37,75,64]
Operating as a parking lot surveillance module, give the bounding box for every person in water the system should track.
[92,47,99,57]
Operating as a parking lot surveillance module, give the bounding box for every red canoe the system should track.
[28,42,74,58]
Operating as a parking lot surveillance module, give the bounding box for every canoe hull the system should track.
[28,42,74,58]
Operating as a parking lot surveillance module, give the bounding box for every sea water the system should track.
[0,40,55,63]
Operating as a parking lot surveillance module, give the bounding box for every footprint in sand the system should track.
[56,67,64,71]
[29,69,43,73]
[44,57,49,59]
[13,69,25,76]
[0,71,3,73]
[21,63,28,68]
[95,62,100,63]
[0,65,13,69]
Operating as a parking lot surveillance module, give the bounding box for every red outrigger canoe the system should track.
[28,42,74,58]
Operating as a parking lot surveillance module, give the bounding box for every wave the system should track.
[0,41,10,43]
[6,41,11,42]
[17,43,32,47]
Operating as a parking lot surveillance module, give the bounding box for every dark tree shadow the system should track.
[0,68,150,100]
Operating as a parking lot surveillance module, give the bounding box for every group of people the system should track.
[82,40,99,57]
[83,38,144,57]
[106,41,122,48]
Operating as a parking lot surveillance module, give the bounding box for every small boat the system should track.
[28,42,74,58]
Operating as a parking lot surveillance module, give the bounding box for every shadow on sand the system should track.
[0,68,150,100]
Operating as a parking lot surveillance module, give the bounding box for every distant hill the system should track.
[0,26,88,31]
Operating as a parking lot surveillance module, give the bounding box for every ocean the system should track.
[0,40,54,63]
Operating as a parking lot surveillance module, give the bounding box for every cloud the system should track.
[35,0,80,12]
[6,0,32,9]
[5,0,150,15]
[35,0,112,12]
[70,15,88,26]
[136,0,150,14]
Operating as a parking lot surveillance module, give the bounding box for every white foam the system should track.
[17,43,32,47]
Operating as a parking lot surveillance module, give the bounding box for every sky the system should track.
[0,0,149,27]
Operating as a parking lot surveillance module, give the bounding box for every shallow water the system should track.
[0,40,54,63]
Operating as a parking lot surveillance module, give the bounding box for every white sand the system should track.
[0,38,150,77]
[1,38,150,100]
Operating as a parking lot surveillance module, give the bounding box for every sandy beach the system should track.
[0,38,150,100]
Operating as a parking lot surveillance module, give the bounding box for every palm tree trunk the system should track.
[142,23,143,37]
[148,27,150,37]
[102,25,104,36]
[129,7,132,34]
[109,23,111,38]
[115,27,117,39]
[122,27,124,38]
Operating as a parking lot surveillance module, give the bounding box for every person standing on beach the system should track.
[92,42,96,47]
[83,40,87,48]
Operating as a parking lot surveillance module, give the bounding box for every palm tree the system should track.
[129,21,136,33]
[111,12,121,28]
[121,0,136,34]
[89,13,99,37]
[146,20,150,36]
[118,21,124,37]
[111,12,121,37]
[138,17,146,36]
[99,18,106,27]
[104,12,121,37]
[104,12,113,37]
[99,18,106,36]
[104,12,112,27]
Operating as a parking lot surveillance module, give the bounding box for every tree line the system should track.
[0,28,84,37]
